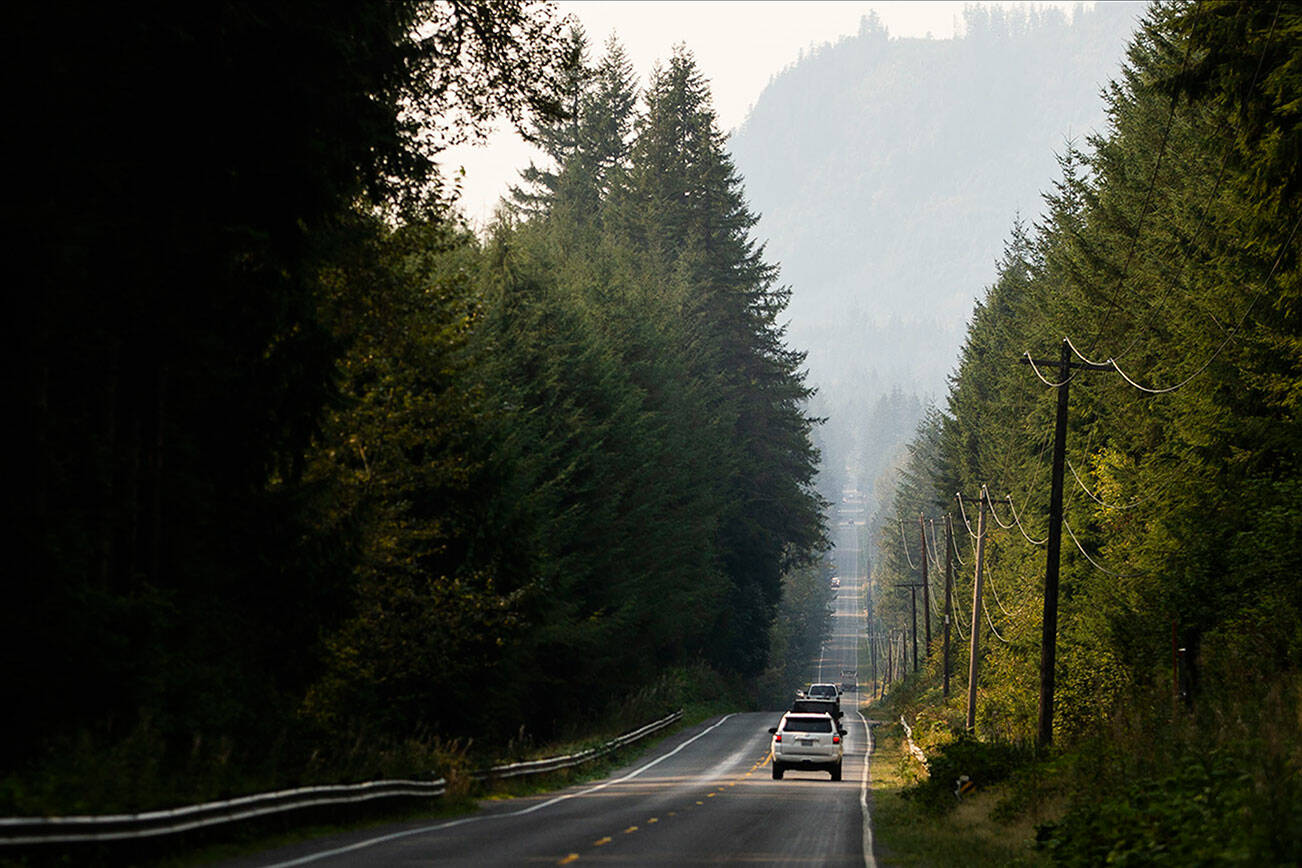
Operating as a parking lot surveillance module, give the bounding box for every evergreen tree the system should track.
[621,47,826,675]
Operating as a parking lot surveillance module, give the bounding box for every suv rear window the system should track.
[808,685,836,698]
[782,717,833,733]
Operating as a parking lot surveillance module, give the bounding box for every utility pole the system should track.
[869,628,877,698]
[960,489,988,733]
[895,582,923,673]
[885,631,893,689]
[919,515,932,656]
[943,516,954,699]
[1019,339,1109,747]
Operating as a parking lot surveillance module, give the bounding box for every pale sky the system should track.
[442,1,1093,227]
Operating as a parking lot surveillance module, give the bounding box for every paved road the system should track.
[229,491,872,867]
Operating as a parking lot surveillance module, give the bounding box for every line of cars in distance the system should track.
[768,681,848,781]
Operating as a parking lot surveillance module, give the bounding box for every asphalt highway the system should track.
[230,493,872,867]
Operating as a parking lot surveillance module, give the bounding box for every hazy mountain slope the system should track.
[729,3,1145,490]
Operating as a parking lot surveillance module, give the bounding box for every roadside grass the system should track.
[864,689,1055,868]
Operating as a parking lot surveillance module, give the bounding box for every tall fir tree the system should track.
[620,47,826,675]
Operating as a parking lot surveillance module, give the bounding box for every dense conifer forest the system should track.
[9,1,1301,861]
[871,2,1301,861]
[8,3,825,814]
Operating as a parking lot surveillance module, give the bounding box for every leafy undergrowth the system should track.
[866,670,1302,866]
[1036,678,1302,866]
[865,695,1051,867]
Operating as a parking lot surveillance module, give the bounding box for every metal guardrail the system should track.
[0,709,683,846]
[473,709,683,781]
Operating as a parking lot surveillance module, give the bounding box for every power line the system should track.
[952,592,967,641]
[1063,518,1145,578]
[986,568,1017,619]
[1083,0,1203,359]
[1006,494,1048,545]
[950,519,968,566]
[1065,457,1154,510]
[955,492,979,539]
[986,495,1015,531]
[1112,0,1279,364]
[985,604,1011,644]
[1103,209,1301,395]
[925,519,944,570]
[1023,351,1077,388]
[897,517,918,570]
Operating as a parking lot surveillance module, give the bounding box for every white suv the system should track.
[769,712,846,780]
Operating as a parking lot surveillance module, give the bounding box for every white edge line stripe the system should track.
[262,714,737,867]
[857,709,875,868]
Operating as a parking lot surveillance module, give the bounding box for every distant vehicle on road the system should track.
[830,576,840,589]
[807,682,839,704]
[791,696,842,720]
[769,712,846,780]
[840,669,857,692]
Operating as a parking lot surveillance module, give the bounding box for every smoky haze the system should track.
[728,3,1146,508]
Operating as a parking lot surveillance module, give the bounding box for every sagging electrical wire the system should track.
[1006,494,1048,545]
[985,604,1011,644]
[1081,0,1203,359]
[1023,351,1077,388]
[1111,0,1278,365]
[1063,518,1145,578]
[951,589,967,641]
[986,568,1016,618]
[955,492,979,539]
[1067,209,1300,396]
[926,519,944,570]
[1065,457,1152,510]
[950,518,968,566]
[986,494,1015,530]
[897,517,918,570]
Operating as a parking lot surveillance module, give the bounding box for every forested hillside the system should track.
[730,3,1145,506]
[7,4,825,814]
[873,2,1302,861]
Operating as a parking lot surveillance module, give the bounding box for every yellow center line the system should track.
[695,800,704,805]
[706,792,716,798]
[668,811,677,816]
[557,855,580,865]
[593,837,612,847]
[623,826,639,834]
[647,817,659,824]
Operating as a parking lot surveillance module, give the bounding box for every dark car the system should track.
[806,682,842,714]
[791,697,842,719]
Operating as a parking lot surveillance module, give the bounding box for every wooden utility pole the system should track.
[919,515,932,656]
[869,628,878,697]
[885,631,893,689]
[895,582,923,673]
[961,489,988,733]
[1019,340,1109,747]
[943,516,954,699]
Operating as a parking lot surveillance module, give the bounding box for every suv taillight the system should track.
[832,735,841,744]
[774,733,782,742]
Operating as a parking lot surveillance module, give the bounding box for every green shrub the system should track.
[903,734,1034,813]
[1037,749,1302,866]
